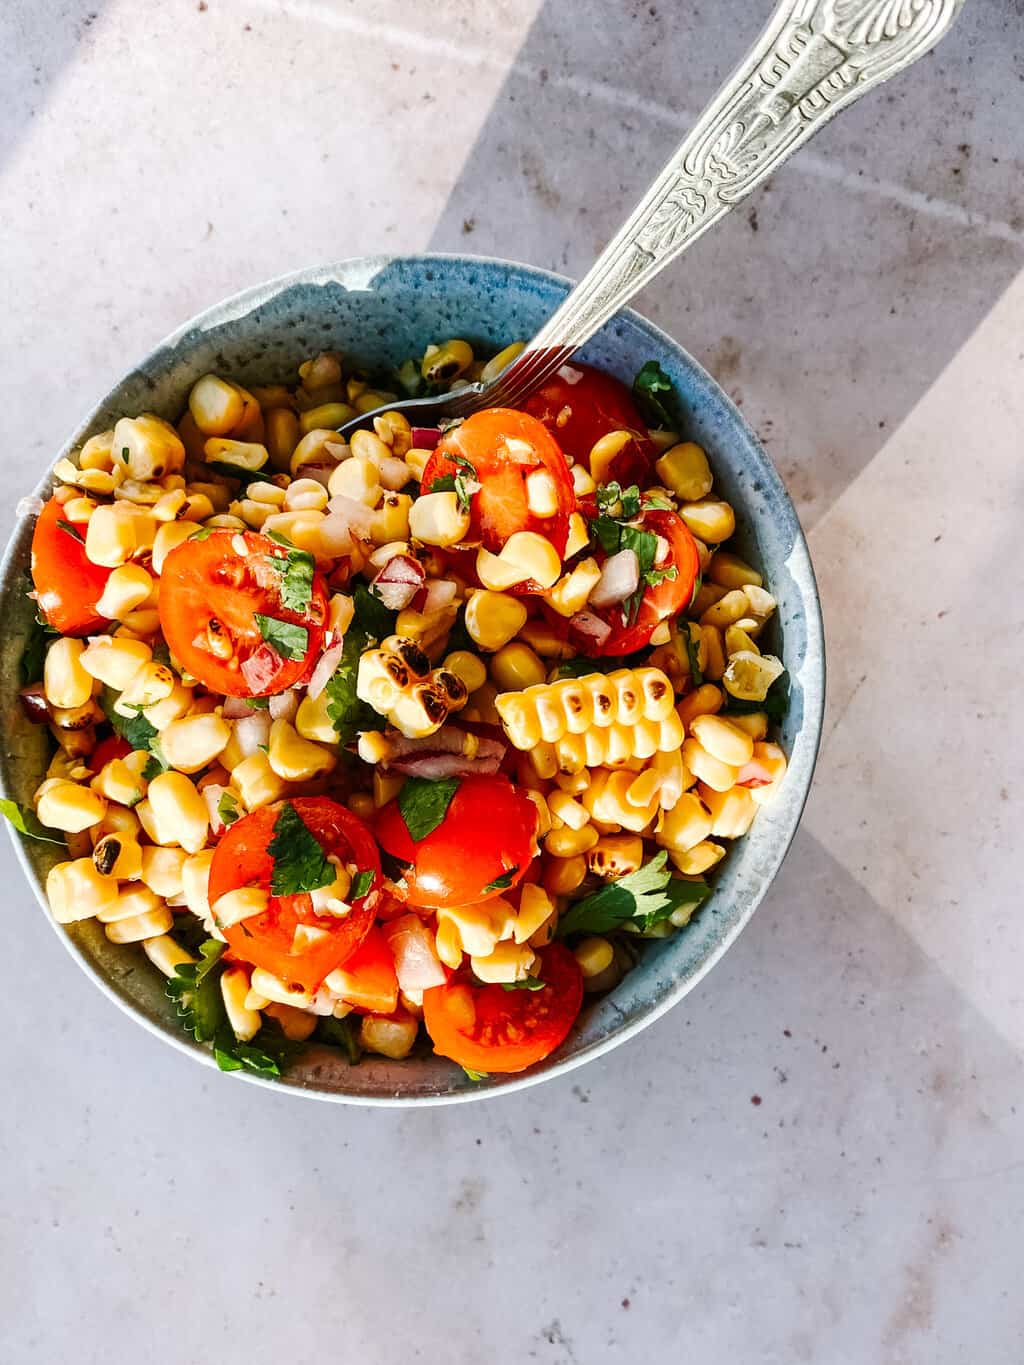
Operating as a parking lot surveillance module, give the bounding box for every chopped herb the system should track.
[398,776,460,843]
[725,670,790,724]
[462,1066,488,1081]
[121,446,130,463]
[188,525,218,542]
[166,940,226,1043]
[595,482,642,519]
[642,492,673,510]
[247,696,270,710]
[501,976,546,993]
[99,687,158,751]
[56,519,85,543]
[316,1013,362,1065]
[267,800,335,896]
[265,535,315,613]
[141,738,170,781]
[351,581,397,641]
[482,866,518,893]
[646,565,678,589]
[429,452,477,514]
[350,868,374,900]
[554,650,649,678]
[683,626,703,686]
[0,799,65,846]
[254,614,308,661]
[217,791,240,827]
[205,462,268,489]
[324,624,386,745]
[632,359,679,430]
[556,851,711,938]
[212,1031,284,1076]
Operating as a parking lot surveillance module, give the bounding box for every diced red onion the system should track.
[326,495,374,538]
[232,709,272,757]
[589,548,640,608]
[239,647,281,695]
[391,751,503,778]
[18,684,50,725]
[222,696,253,720]
[371,554,425,611]
[383,914,447,990]
[307,641,345,700]
[420,578,457,614]
[317,513,356,556]
[569,611,612,650]
[269,689,299,722]
[410,427,441,449]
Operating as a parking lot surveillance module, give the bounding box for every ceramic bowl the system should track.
[0,255,825,1104]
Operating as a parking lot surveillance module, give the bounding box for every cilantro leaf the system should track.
[725,671,790,724]
[19,608,55,684]
[595,483,642,519]
[265,536,315,613]
[683,626,703,686]
[351,582,397,640]
[398,776,459,843]
[556,852,710,937]
[205,461,268,489]
[634,877,712,932]
[632,359,679,430]
[99,687,158,751]
[56,519,85,543]
[212,1027,283,1076]
[316,1013,362,1065]
[166,940,226,1043]
[462,1067,488,1081]
[500,976,546,992]
[142,737,170,781]
[324,625,386,744]
[0,798,65,846]
[350,868,374,900]
[217,791,240,827]
[267,801,335,896]
[254,614,308,661]
[482,866,518,893]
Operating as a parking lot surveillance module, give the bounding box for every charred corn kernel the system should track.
[709,551,762,590]
[212,887,270,931]
[489,642,546,692]
[142,683,193,730]
[369,492,412,543]
[408,490,470,548]
[464,591,528,653]
[471,939,537,985]
[49,698,102,732]
[443,650,487,694]
[657,791,713,853]
[574,936,614,978]
[679,498,735,544]
[542,853,586,897]
[36,779,106,833]
[373,769,404,809]
[723,650,784,703]
[671,840,727,876]
[700,589,750,629]
[249,967,312,1008]
[266,406,300,471]
[180,848,214,919]
[570,464,596,497]
[140,845,188,897]
[422,338,473,383]
[681,739,738,794]
[92,831,143,880]
[545,558,602,617]
[497,667,675,751]
[359,1013,418,1059]
[690,714,753,767]
[582,768,659,832]
[328,456,381,507]
[112,413,185,482]
[724,624,759,658]
[588,430,633,483]
[299,402,355,433]
[104,906,174,944]
[151,521,198,575]
[267,718,337,782]
[524,468,560,518]
[748,742,788,806]
[547,790,590,831]
[295,688,337,745]
[160,714,231,774]
[189,375,244,435]
[564,512,590,559]
[84,504,140,568]
[79,430,115,470]
[143,934,194,977]
[203,438,268,474]
[145,771,209,853]
[702,624,726,681]
[545,823,598,858]
[116,661,175,713]
[44,638,92,709]
[357,635,467,737]
[699,783,758,838]
[96,883,163,924]
[231,751,288,810]
[676,683,724,729]
[435,917,463,970]
[480,341,526,383]
[219,966,261,1042]
[656,442,713,501]
[46,857,118,923]
[94,565,154,621]
[587,833,644,879]
[282,478,328,513]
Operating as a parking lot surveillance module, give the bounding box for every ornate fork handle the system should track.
[493,0,965,406]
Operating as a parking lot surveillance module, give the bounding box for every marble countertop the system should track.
[2,2,1022,1361]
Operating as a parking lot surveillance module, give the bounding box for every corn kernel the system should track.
[46,857,119,923]
[670,840,727,875]
[464,591,528,652]
[409,490,470,547]
[360,1013,418,1058]
[702,624,726,681]
[699,782,758,839]
[656,791,713,854]
[571,465,596,497]
[94,564,154,621]
[690,714,754,767]
[267,719,337,782]
[146,770,209,853]
[189,375,244,435]
[140,845,188,897]
[160,714,231,774]
[678,498,735,545]
[104,906,174,944]
[708,551,762,590]
[295,688,339,745]
[655,442,713,501]
[587,833,644,879]
[443,650,487,694]
[221,966,262,1041]
[232,751,288,810]
[480,342,525,383]
[203,438,269,474]
[180,849,215,919]
[545,558,602,618]
[212,887,270,930]
[369,492,412,544]
[471,939,537,985]
[574,936,614,978]
[43,638,92,710]
[681,739,738,794]
[564,512,590,559]
[266,406,301,471]
[329,456,381,507]
[112,413,185,482]
[36,779,106,833]
[489,642,546,692]
[249,968,312,1008]
[143,934,195,977]
[422,339,473,384]
[588,430,633,483]
[700,589,750,629]
[299,402,355,433]
[545,824,598,858]
[676,683,723,729]
[723,651,785,703]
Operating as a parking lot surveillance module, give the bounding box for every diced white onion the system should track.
[269,689,299,722]
[589,549,640,608]
[233,711,272,758]
[307,641,345,700]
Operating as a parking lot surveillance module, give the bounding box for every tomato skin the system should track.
[374,774,538,910]
[423,943,583,1074]
[421,409,576,566]
[208,797,380,992]
[325,925,399,1014]
[520,363,654,487]
[91,735,131,771]
[30,496,112,636]
[158,530,327,698]
[591,506,700,656]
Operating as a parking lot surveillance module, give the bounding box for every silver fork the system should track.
[338,0,965,438]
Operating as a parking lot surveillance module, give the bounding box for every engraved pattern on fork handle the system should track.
[490,0,965,405]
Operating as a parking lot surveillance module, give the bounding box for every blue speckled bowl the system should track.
[0,255,824,1105]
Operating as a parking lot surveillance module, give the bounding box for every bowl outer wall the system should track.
[0,254,825,1105]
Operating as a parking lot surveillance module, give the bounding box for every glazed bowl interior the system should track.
[0,255,824,1104]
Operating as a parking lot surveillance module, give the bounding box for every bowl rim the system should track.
[0,252,825,1105]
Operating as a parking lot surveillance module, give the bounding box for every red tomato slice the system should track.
[374,774,538,910]
[520,362,655,488]
[208,797,380,992]
[30,496,112,636]
[325,925,399,1014]
[589,506,699,656]
[422,943,583,1074]
[157,530,327,697]
[421,409,575,563]
[91,735,131,771]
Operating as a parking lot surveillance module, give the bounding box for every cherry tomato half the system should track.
[520,362,654,488]
[421,409,576,563]
[208,797,381,992]
[423,943,583,1074]
[374,774,538,910]
[90,735,131,771]
[158,530,327,697]
[589,506,700,656]
[30,496,112,636]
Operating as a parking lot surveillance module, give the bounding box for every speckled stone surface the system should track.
[2,2,1022,1362]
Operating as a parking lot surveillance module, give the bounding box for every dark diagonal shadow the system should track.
[428,0,1024,528]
